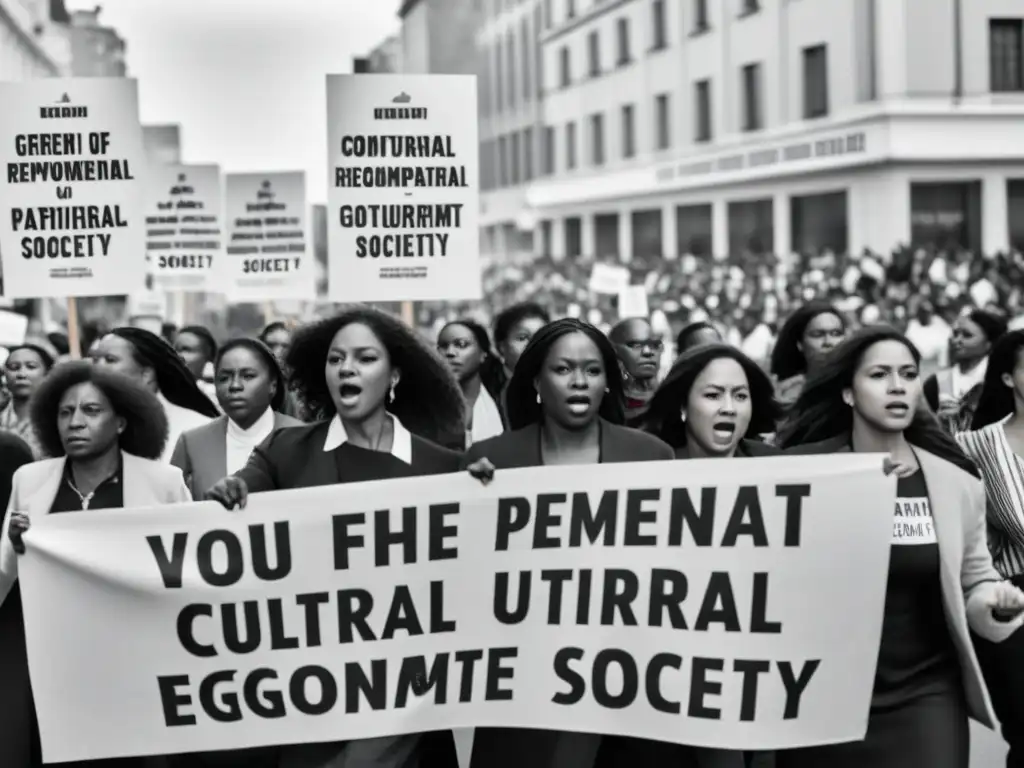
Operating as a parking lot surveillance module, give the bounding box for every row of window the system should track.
[540,0,759,35]
[481,45,827,189]
[479,5,544,117]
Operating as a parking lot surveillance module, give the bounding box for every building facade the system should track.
[487,0,1024,261]
[64,5,126,77]
[0,0,67,80]
[353,34,401,74]
[399,0,480,76]
[476,0,545,259]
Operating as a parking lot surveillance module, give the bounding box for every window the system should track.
[655,93,670,150]
[567,0,576,20]
[803,44,829,118]
[588,31,601,77]
[544,0,552,28]
[741,62,763,131]
[590,113,605,165]
[559,45,571,87]
[495,40,504,113]
[543,125,556,174]
[523,127,534,181]
[506,30,516,109]
[521,18,532,101]
[911,182,982,253]
[990,19,1024,92]
[740,0,759,15]
[510,132,521,185]
[694,79,712,141]
[694,0,709,32]
[621,104,635,158]
[791,192,849,254]
[616,18,631,65]
[651,0,667,50]
[566,122,577,170]
[497,135,508,187]
[728,199,774,256]
[535,5,545,97]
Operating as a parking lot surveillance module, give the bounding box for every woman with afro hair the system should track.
[0,361,190,767]
[206,305,464,768]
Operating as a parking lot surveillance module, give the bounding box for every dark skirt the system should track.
[774,688,969,768]
[0,588,38,767]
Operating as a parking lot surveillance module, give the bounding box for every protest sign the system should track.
[0,78,146,298]
[326,74,481,303]
[617,285,649,320]
[145,164,223,292]
[224,171,313,301]
[19,454,894,762]
[588,263,630,295]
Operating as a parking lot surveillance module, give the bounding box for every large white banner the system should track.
[0,78,146,298]
[144,163,223,292]
[223,171,313,301]
[326,74,482,303]
[19,455,894,763]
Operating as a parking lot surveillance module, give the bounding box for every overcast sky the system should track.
[66,0,401,203]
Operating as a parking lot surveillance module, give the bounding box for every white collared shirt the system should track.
[226,407,276,475]
[158,392,214,463]
[951,357,988,399]
[323,413,413,464]
[468,387,504,447]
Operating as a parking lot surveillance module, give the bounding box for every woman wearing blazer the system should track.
[464,318,675,768]
[0,361,190,768]
[437,319,506,446]
[206,307,464,768]
[171,338,302,499]
[774,326,1024,768]
[638,343,782,768]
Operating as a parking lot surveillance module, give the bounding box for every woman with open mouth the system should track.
[773,326,1024,768]
[0,360,191,768]
[205,306,465,768]
[461,317,675,768]
[437,319,506,447]
[637,344,779,768]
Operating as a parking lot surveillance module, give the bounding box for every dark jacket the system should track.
[464,418,679,768]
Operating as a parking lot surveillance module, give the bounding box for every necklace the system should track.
[66,469,117,510]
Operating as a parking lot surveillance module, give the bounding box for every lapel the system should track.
[199,418,228,487]
[122,451,151,507]
[26,451,162,514]
[914,449,963,585]
[26,458,67,518]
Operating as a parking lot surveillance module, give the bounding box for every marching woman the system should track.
[492,301,551,421]
[261,320,307,421]
[171,338,302,499]
[91,327,220,461]
[774,326,1024,768]
[437,318,506,445]
[769,302,847,406]
[463,318,675,768]
[173,324,220,407]
[675,320,723,358]
[1,343,55,458]
[956,328,1024,766]
[637,343,779,768]
[205,306,464,768]
[925,309,1007,432]
[0,361,191,768]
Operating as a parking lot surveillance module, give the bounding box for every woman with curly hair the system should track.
[773,327,1024,768]
[463,318,674,768]
[1,343,55,458]
[770,301,847,405]
[0,361,190,768]
[437,318,506,446]
[91,327,219,462]
[206,306,463,768]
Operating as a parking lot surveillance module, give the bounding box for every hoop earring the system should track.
[536,392,541,404]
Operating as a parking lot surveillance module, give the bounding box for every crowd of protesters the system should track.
[1,246,1024,767]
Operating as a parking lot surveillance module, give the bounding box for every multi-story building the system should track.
[398,0,479,75]
[515,0,1024,260]
[476,0,545,259]
[63,4,126,77]
[0,0,67,80]
[353,35,402,74]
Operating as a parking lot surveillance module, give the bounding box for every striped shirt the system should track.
[956,419,1024,577]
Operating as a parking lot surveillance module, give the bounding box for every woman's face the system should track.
[324,322,396,423]
[91,335,149,382]
[57,382,124,459]
[847,340,921,435]
[264,328,291,363]
[499,315,547,372]
[684,357,752,458]
[437,324,484,383]
[951,317,990,364]
[798,312,845,369]
[216,346,276,429]
[174,332,209,379]
[534,331,607,429]
[4,348,48,401]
